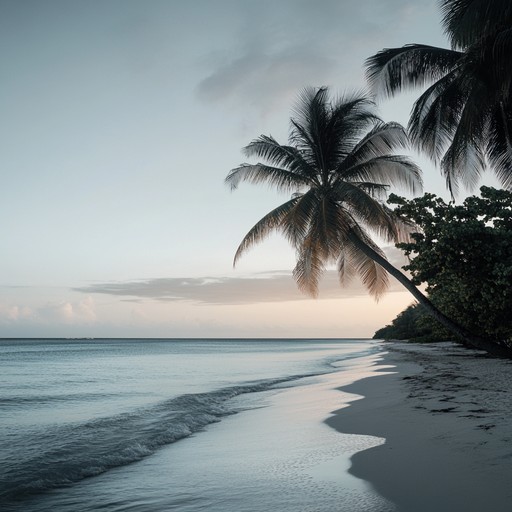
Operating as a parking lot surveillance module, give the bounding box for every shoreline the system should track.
[327,341,512,511]
[0,340,392,512]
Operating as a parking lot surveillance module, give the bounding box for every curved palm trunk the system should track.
[347,230,512,358]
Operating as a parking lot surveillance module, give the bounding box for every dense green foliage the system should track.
[373,303,447,342]
[384,187,512,345]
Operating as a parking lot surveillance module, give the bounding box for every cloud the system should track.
[196,46,337,115]
[0,296,97,326]
[76,272,309,305]
[0,303,33,324]
[37,296,97,324]
[75,249,408,305]
[195,0,434,115]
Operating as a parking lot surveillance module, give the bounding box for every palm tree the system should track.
[226,87,511,357]
[366,0,512,196]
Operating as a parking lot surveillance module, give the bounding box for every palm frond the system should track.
[290,89,379,170]
[440,80,490,194]
[233,197,301,266]
[340,121,411,171]
[336,248,353,287]
[345,226,390,299]
[347,182,390,200]
[325,92,380,145]
[492,28,512,100]
[242,135,315,179]
[292,238,326,297]
[226,163,310,193]
[441,143,486,197]
[280,189,319,248]
[335,184,400,243]
[289,87,330,166]
[290,87,330,139]
[291,192,353,295]
[486,102,512,189]
[408,69,465,161]
[366,44,462,98]
[288,119,321,171]
[324,93,381,161]
[309,195,350,261]
[339,155,423,196]
[441,0,512,49]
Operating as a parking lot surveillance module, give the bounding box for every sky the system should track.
[0,0,492,338]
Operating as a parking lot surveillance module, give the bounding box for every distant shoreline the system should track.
[0,336,372,341]
[0,337,372,341]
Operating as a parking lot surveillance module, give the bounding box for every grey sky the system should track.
[1,0,452,337]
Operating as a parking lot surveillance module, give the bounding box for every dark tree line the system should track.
[375,187,512,349]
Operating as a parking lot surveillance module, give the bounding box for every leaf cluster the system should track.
[388,187,512,342]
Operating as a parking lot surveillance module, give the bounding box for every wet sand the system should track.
[327,342,512,512]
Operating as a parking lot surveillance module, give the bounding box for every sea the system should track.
[0,338,395,512]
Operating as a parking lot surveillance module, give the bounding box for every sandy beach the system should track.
[327,341,512,512]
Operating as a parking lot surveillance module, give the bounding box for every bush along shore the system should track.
[374,188,512,348]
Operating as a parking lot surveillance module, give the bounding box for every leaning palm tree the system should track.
[366,0,512,196]
[226,87,510,356]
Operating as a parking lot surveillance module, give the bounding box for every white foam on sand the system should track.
[327,341,512,512]
[141,356,398,512]
[21,351,397,512]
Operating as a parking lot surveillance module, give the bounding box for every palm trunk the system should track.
[347,230,512,358]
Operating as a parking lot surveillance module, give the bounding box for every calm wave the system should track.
[0,338,383,511]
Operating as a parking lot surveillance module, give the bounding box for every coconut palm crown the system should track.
[226,87,422,299]
[366,0,512,196]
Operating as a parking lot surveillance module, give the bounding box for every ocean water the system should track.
[0,338,394,512]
